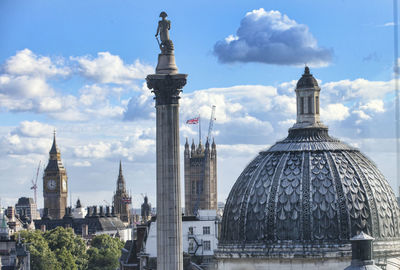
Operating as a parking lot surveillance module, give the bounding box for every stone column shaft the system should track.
[147,74,187,270]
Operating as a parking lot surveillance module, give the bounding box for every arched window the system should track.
[300,97,304,114]
[308,96,312,114]
[316,96,319,114]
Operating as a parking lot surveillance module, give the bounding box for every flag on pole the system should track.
[186,117,199,124]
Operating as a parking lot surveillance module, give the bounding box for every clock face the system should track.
[62,179,67,192]
[47,179,56,190]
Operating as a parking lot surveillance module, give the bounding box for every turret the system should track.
[191,139,196,156]
[211,138,216,157]
[293,66,325,129]
[184,138,190,158]
[196,139,204,155]
[205,138,210,157]
[76,198,82,209]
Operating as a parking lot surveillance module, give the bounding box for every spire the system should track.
[212,138,216,149]
[117,161,126,192]
[197,139,204,154]
[205,137,210,149]
[76,198,82,209]
[185,138,189,149]
[49,129,59,155]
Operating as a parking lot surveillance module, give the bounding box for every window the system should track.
[203,226,210,235]
[203,240,211,251]
[189,241,194,251]
[188,227,193,235]
[308,96,312,114]
[316,96,319,114]
[300,97,304,114]
[197,181,203,195]
[191,182,196,194]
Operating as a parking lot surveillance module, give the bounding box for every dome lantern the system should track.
[294,66,323,129]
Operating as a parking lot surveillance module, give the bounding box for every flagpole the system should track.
[199,114,201,143]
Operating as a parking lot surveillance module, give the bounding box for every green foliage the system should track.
[19,228,124,270]
[87,234,124,270]
[44,227,88,270]
[18,230,61,270]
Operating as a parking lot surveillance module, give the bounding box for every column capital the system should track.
[146,74,187,105]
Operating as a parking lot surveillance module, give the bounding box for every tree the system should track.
[87,234,124,270]
[18,230,61,270]
[44,227,88,270]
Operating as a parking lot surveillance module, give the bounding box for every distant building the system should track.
[15,197,40,221]
[4,206,34,234]
[146,210,220,269]
[184,139,217,216]
[119,224,148,270]
[34,206,131,241]
[72,198,87,219]
[43,132,68,219]
[0,211,30,269]
[113,161,131,223]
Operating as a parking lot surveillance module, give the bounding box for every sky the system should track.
[0,0,398,210]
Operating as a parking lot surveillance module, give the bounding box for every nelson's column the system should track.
[146,12,187,270]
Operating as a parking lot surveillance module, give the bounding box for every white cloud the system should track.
[320,103,350,122]
[73,127,155,161]
[383,22,395,27]
[71,52,153,84]
[72,161,92,167]
[3,48,70,78]
[353,110,372,121]
[322,79,393,101]
[278,119,296,126]
[359,99,385,113]
[213,8,332,66]
[12,121,54,137]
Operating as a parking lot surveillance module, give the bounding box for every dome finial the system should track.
[304,66,310,75]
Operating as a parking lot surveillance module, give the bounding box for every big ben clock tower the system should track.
[43,131,68,219]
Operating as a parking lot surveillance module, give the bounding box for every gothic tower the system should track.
[43,132,68,219]
[184,138,217,216]
[113,161,131,223]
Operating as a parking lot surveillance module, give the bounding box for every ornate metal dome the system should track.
[217,68,400,259]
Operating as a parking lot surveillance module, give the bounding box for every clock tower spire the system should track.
[43,131,68,219]
[113,161,131,223]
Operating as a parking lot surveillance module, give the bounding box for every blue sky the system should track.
[0,0,398,209]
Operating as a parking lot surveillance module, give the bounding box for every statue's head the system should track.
[159,11,168,19]
[144,196,148,203]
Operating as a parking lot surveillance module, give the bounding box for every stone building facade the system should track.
[43,132,68,219]
[184,139,217,216]
[15,197,40,221]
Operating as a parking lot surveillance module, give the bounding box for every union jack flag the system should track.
[186,117,199,124]
[122,197,131,204]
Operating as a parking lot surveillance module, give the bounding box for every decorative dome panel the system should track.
[220,128,400,247]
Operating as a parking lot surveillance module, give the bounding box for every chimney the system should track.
[82,224,88,238]
[92,206,98,217]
